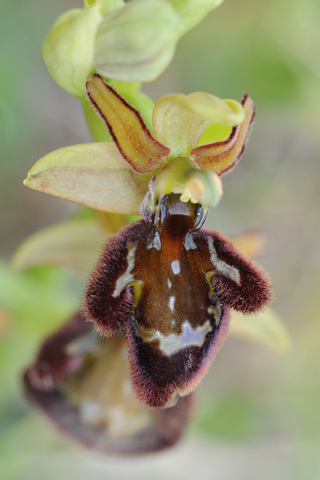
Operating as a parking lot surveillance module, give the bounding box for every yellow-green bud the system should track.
[94,0,183,82]
[42,5,103,98]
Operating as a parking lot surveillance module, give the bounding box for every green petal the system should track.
[169,0,224,34]
[12,220,108,276]
[94,0,183,82]
[24,143,151,214]
[153,92,244,159]
[153,94,209,159]
[229,309,292,354]
[198,124,232,146]
[87,75,170,173]
[42,6,103,98]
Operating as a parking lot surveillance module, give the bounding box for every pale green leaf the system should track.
[12,220,108,276]
[24,143,151,214]
[229,308,292,354]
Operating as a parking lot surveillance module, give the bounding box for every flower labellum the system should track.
[84,194,273,408]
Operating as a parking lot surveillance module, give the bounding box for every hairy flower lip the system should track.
[23,313,195,455]
[84,194,273,409]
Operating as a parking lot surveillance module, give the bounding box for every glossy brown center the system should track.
[115,195,223,356]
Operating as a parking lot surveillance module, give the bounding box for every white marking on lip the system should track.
[168,295,175,313]
[171,260,180,275]
[113,243,137,297]
[148,320,212,356]
[167,278,172,289]
[207,237,240,285]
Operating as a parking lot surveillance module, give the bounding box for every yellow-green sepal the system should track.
[24,143,151,214]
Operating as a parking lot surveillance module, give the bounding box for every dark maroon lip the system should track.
[83,193,272,409]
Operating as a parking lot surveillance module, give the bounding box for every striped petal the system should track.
[190,94,255,175]
[87,74,170,173]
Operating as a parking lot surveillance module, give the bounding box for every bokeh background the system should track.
[1,0,320,478]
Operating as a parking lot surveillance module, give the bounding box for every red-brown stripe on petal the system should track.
[86,75,170,173]
[190,94,255,175]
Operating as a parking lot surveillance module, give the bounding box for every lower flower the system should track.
[24,313,194,455]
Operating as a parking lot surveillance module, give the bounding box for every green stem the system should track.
[80,95,111,143]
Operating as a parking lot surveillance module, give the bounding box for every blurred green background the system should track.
[1,0,320,479]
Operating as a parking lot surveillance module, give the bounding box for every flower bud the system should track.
[42,5,103,97]
[94,0,183,82]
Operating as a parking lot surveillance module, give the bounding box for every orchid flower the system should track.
[24,76,273,409]
[24,313,194,454]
